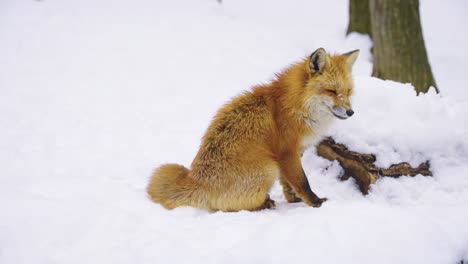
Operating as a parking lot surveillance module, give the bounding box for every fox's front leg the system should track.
[279,151,327,207]
[279,176,302,203]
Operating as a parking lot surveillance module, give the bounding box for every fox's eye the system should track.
[326,89,337,95]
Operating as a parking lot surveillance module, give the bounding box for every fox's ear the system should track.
[343,49,360,69]
[309,48,329,74]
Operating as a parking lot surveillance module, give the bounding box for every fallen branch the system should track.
[316,137,432,194]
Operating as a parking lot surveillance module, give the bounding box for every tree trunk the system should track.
[347,0,372,37]
[369,0,438,94]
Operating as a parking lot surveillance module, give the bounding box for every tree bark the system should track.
[347,0,372,37]
[369,0,438,94]
[317,137,432,194]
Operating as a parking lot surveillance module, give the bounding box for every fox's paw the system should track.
[286,195,302,203]
[309,197,328,208]
[263,197,276,209]
[253,196,276,211]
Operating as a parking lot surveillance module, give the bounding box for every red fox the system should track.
[148,48,359,212]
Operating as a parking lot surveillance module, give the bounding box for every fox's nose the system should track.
[346,109,354,117]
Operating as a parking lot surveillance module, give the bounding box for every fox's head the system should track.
[302,48,359,121]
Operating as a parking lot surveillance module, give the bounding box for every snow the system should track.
[1,0,468,263]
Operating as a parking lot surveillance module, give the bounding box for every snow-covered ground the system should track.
[1,0,468,263]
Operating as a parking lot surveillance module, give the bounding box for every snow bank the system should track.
[329,77,468,168]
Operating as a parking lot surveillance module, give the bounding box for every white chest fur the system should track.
[301,116,334,149]
[301,134,321,149]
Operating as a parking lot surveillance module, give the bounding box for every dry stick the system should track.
[316,137,432,194]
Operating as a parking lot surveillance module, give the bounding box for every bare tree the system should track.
[369,0,437,94]
[347,0,372,37]
[347,0,438,94]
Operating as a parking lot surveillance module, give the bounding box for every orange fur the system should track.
[147,48,359,212]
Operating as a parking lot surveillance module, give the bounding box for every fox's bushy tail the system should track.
[147,164,199,209]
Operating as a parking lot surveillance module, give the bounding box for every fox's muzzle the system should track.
[331,106,354,119]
